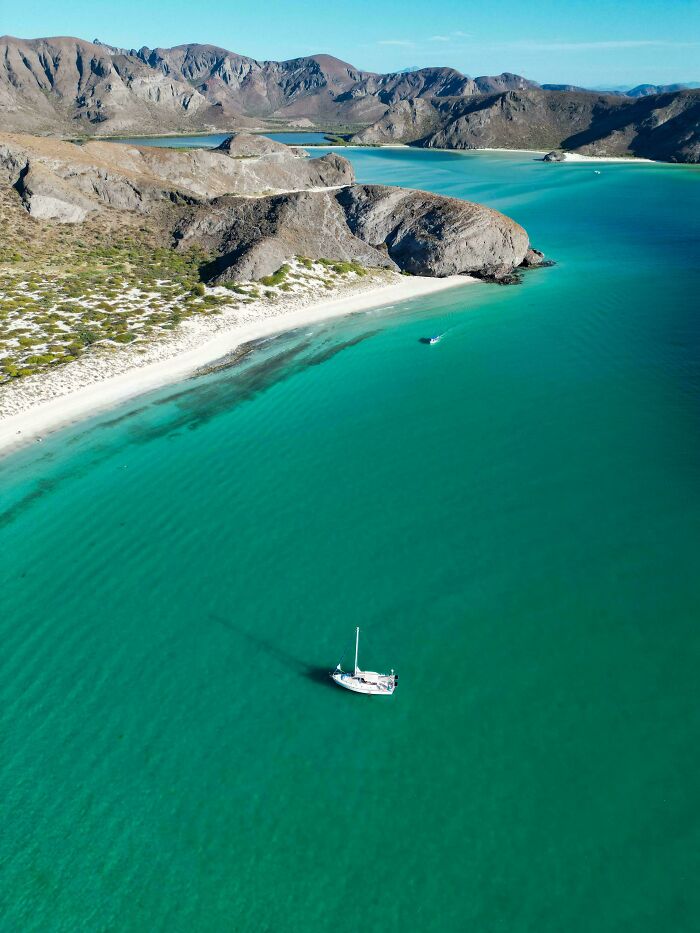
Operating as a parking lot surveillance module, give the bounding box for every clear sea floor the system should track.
[1,146,699,931]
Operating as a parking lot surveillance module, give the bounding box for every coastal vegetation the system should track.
[0,188,376,383]
[0,130,542,389]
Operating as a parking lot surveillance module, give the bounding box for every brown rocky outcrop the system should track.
[0,133,353,220]
[0,131,547,284]
[174,185,532,283]
[336,185,529,278]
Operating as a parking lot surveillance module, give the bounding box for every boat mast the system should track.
[354,626,359,675]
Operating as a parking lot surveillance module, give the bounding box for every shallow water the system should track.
[105,131,330,147]
[1,148,699,931]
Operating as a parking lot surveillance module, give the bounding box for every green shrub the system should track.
[259,264,290,287]
[75,329,99,346]
[331,261,366,276]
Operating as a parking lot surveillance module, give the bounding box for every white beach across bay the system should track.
[296,144,656,163]
[0,271,470,455]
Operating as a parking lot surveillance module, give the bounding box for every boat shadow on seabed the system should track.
[208,613,334,688]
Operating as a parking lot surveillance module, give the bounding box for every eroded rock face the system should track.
[0,36,542,136]
[73,140,352,199]
[15,163,97,222]
[351,99,441,144]
[0,133,354,222]
[1,130,545,284]
[0,36,697,163]
[337,185,529,278]
[175,183,533,283]
[174,190,396,281]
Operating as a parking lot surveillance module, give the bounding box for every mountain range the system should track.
[0,35,698,162]
[593,83,700,96]
[0,35,541,133]
[351,89,700,162]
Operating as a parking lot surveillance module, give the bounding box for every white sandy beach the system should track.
[561,152,654,163]
[479,147,653,162]
[0,272,471,456]
[322,143,655,163]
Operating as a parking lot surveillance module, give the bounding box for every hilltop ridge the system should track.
[352,88,700,162]
[0,35,697,161]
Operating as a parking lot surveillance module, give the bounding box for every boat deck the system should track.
[331,669,396,695]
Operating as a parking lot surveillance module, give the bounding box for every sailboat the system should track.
[330,627,398,695]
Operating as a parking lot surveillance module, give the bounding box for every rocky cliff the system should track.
[336,185,529,278]
[174,184,531,283]
[0,133,352,221]
[0,131,541,283]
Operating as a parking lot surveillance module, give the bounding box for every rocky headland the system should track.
[0,131,548,443]
[0,132,542,281]
[174,184,533,284]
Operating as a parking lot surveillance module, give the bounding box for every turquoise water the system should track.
[105,131,330,147]
[1,149,700,931]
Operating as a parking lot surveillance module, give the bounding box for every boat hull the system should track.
[331,670,396,695]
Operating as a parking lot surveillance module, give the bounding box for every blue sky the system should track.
[3,0,699,87]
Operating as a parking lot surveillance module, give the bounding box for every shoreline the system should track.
[292,143,657,163]
[56,132,659,163]
[0,273,470,457]
[477,147,654,162]
[562,151,654,163]
[412,145,654,162]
